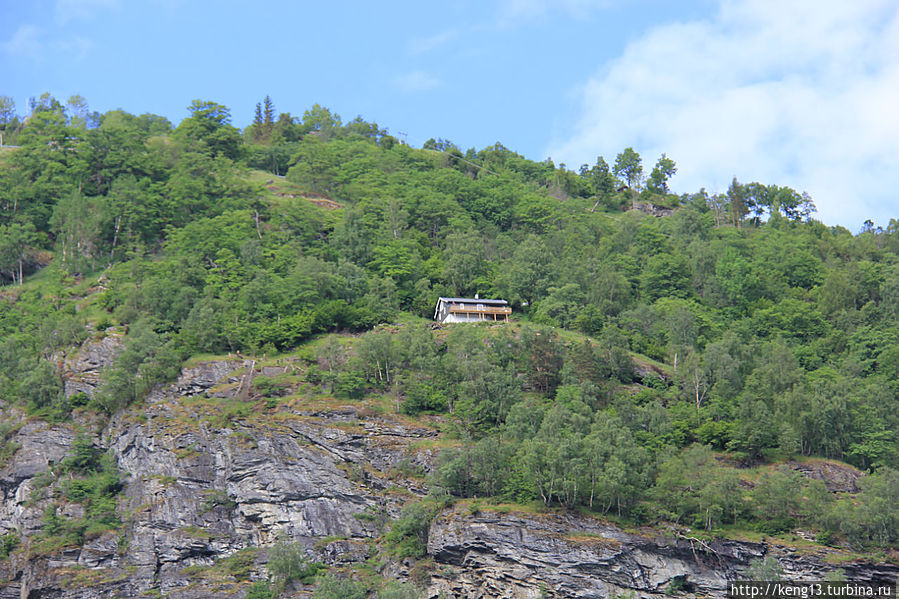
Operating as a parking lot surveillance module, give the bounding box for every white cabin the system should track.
[433,297,511,324]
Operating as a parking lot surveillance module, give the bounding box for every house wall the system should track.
[443,312,478,323]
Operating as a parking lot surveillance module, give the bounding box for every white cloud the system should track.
[55,0,119,24]
[394,71,442,93]
[3,25,42,58]
[549,0,899,228]
[409,29,458,54]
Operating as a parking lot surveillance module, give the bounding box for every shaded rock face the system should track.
[62,335,125,398]
[0,337,894,598]
[426,511,899,599]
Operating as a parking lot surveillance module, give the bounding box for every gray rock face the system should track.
[426,510,899,599]
[0,421,77,539]
[1,346,433,597]
[62,335,125,397]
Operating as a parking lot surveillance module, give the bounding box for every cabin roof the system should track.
[436,297,508,305]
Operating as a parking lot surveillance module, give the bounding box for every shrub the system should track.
[253,376,290,397]
[384,501,438,559]
[745,556,784,581]
[68,391,90,407]
[0,533,19,560]
[267,538,325,585]
[244,579,275,599]
[665,575,690,595]
[0,422,21,467]
[221,549,256,581]
[378,581,419,599]
[61,434,103,474]
[335,371,366,400]
[312,574,369,599]
[401,382,447,415]
[199,489,237,514]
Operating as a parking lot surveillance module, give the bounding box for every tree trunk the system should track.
[589,472,595,509]
[110,215,121,264]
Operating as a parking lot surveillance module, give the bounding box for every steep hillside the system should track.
[0,332,895,598]
[1,96,898,596]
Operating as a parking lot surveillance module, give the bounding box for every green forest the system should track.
[1,92,898,557]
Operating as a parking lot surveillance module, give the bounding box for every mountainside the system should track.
[0,336,895,598]
[1,95,898,597]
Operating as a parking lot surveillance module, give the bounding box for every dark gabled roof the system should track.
[437,297,508,305]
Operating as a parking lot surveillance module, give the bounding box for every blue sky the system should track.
[2,0,898,229]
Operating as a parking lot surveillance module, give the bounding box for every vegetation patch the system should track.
[199,489,237,514]
[32,435,123,555]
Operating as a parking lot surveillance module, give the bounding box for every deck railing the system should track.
[447,305,512,314]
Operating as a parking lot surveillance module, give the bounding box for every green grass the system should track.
[19,264,102,296]
[180,525,213,540]
[246,168,343,212]
[181,548,258,582]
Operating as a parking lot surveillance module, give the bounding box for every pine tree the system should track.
[263,96,274,126]
[253,102,263,126]
[262,96,275,143]
[251,102,263,142]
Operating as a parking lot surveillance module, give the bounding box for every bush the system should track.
[221,549,256,581]
[378,581,419,599]
[312,574,369,599]
[665,575,689,595]
[745,556,784,581]
[93,321,182,413]
[815,530,835,546]
[252,376,290,397]
[384,501,438,559]
[0,422,21,467]
[335,371,366,400]
[267,538,325,585]
[21,360,64,412]
[0,533,19,560]
[401,382,447,415]
[305,364,325,385]
[829,466,899,548]
[68,391,90,407]
[62,434,103,474]
[207,399,250,428]
[244,579,275,599]
[199,489,237,514]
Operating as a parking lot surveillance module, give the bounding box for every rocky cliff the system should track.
[427,511,899,598]
[0,338,894,598]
